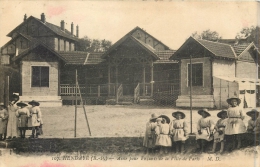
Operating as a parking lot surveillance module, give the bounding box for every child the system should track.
[196,108,215,153]
[225,96,246,151]
[0,103,9,141]
[28,100,42,139]
[143,113,159,154]
[170,111,188,153]
[16,102,30,138]
[155,117,172,154]
[246,109,259,133]
[210,110,227,154]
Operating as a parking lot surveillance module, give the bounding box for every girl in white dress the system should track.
[225,97,246,150]
[16,102,30,138]
[210,110,227,154]
[28,100,42,139]
[170,111,188,153]
[155,118,172,154]
[143,113,159,153]
[196,108,215,153]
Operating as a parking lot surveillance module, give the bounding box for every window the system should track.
[188,63,203,86]
[31,66,49,87]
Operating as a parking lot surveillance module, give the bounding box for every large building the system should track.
[170,37,260,108]
[0,13,178,107]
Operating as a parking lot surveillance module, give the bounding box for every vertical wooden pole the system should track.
[115,65,118,104]
[189,55,193,134]
[150,62,154,97]
[108,64,111,96]
[4,76,9,106]
[74,69,77,137]
[77,79,92,136]
[143,65,146,96]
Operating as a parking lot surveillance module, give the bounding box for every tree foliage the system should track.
[236,26,259,46]
[192,29,222,41]
[77,36,112,52]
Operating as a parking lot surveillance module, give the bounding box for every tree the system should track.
[236,26,259,46]
[77,36,112,52]
[192,29,222,41]
[77,36,91,52]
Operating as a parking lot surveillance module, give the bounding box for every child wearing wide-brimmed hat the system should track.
[28,100,42,139]
[210,110,227,154]
[155,117,172,154]
[196,108,215,153]
[16,102,30,138]
[225,96,246,151]
[246,109,259,133]
[0,103,8,141]
[143,113,159,153]
[170,111,188,153]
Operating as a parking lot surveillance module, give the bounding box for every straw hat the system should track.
[226,96,241,105]
[150,113,159,121]
[217,109,227,118]
[172,111,186,119]
[28,100,40,106]
[198,108,211,117]
[16,101,28,107]
[158,115,170,124]
[246,109,259,117]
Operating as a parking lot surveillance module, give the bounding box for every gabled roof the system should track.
[7,16,78,41]
[128,26,171,50]
[196,39,236,59]
[12,40,66,62]
[170,37,237,60]
[234,42,260,57]
[1,33,35,50]
[103,26,171,59]
[102,34,160,60]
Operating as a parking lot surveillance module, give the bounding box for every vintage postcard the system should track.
[0,1,259,167]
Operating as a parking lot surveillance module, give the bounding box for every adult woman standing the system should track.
[0,103,9,140]
[28,100,42,139]
[7,94,20,139]
[225,96,246,150]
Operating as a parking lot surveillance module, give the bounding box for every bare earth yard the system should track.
[30,104,255,138]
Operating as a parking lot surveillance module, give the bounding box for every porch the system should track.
[60,82,178,105]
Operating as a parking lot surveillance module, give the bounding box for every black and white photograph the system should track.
[0,1,259,167]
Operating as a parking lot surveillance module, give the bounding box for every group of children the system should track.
[143,96,260,154]
[0,94,43,140]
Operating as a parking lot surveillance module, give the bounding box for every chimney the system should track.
[71,22,74,35]
[24,14,27,22]
[76,25,79,37]
[61,20,65,31]
[41,13,46,23]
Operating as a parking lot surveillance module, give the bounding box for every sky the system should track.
[0,1,259,50]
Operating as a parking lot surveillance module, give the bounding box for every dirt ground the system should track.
[23,104,256,138]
